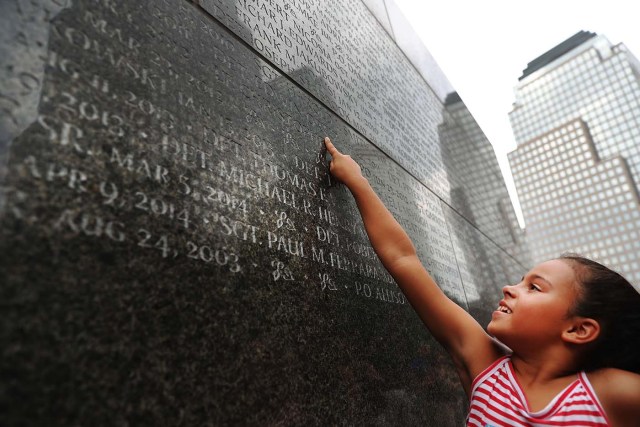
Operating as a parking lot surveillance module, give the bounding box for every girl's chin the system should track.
[486,321,502,336]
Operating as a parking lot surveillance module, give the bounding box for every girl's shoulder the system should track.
[586,368,640,427]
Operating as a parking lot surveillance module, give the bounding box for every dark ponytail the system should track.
[560,253,640,373]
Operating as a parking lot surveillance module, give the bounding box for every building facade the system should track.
[508,31,640,286]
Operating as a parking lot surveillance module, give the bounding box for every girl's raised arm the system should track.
[324,137,503,393]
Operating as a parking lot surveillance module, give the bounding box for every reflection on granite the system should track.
[196,0,528,268]
[198,0,452,202]
[382,0,456,101]
[361,0,394,39]
[442,204,523,328]
[439,92,529,265]
[1,0,530,425]
[350,132,467,307]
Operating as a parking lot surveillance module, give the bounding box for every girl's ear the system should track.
[562,317,601,345]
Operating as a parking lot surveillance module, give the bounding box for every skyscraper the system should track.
[508,31,640,286]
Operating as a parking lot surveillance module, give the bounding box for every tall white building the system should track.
[508,31,640,285]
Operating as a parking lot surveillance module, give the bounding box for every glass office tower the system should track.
[508,31,640,286]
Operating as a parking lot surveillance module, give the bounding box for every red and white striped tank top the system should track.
[467,356,609,426]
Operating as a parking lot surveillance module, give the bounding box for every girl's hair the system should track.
[559,253,640,373]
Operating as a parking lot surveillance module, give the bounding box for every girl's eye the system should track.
[529,284,541,292]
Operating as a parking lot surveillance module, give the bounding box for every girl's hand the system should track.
[324,137,366,188]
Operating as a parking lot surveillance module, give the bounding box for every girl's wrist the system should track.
[346,174,371,193]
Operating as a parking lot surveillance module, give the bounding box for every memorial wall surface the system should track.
[0,0,529,425]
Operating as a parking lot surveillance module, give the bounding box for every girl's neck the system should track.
[510,354,579,385]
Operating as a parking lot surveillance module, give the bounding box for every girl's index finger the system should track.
[324,137,340,157]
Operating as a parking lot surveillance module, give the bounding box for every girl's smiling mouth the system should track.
[496,302,512,314]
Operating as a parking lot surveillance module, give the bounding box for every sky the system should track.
[391,0,640,227]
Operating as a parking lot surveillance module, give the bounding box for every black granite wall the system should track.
[0,0,529,425]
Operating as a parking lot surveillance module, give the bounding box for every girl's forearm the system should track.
[347,175,417,267]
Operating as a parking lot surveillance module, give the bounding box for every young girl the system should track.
[324,137,640,426]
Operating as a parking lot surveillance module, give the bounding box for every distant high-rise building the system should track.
[508,31,640,286]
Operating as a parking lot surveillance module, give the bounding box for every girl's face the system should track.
[487,259,581,352]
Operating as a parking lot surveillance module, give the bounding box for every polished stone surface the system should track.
[0,0,528,425]
[199,0,452,201]
[381,0,456,102]
[443,204,524,328]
